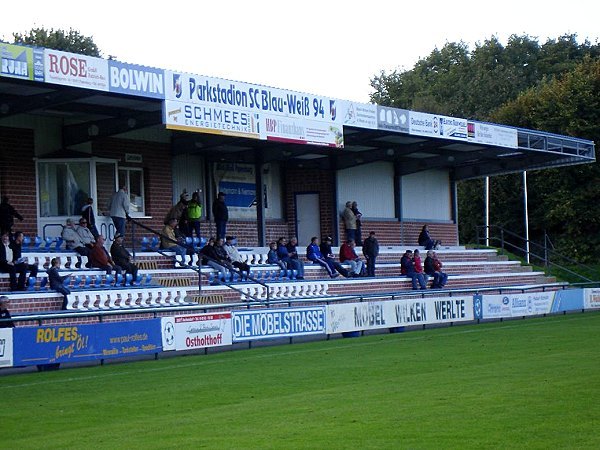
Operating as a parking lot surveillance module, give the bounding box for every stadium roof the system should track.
[0,45,595,180]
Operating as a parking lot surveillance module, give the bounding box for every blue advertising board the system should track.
[108,60,165,99]
[232,307,326,342]
[13,319,162,366]
[218,181,256,207]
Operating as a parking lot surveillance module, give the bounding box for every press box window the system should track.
[118,167,145,215]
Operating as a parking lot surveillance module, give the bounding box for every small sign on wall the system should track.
[125,153,143,163]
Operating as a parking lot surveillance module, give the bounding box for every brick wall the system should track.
[339,220,458,246]
[93,137,172,235]
[0,126,37,236]
[284,168,335,238]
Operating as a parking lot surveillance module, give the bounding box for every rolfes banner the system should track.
[327,297,474,334]
[232,307,326,342]
[13,320,162,366]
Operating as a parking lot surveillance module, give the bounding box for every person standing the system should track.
[212,192,229,240]
[0,296,14,328]
[81,197,99,238]
[351,201,363,245]
[362,231,379,277]
[342,201,357,242]
[186,191,203,240]
[108,185,130,237]
[0,196,23,236]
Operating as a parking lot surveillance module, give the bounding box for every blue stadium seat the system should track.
[27,276,37,291]
[140,236,149,251]
[149,236,159,251]
[33,236,43,249]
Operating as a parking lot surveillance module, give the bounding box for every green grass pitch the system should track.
[1,312,599,449]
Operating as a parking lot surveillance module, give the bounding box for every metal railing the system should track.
[475,225,600,283]
[126,217,271,302]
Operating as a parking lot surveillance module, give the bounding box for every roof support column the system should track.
[255,160,266,246]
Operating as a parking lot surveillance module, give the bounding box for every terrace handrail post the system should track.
[500,228,505,255]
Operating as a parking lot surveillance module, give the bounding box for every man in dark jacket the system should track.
[400,249,426,290]
[0,296,14,328]
[0,196,23,236]
[362,231,380,277]
[110,233,139,281]
[212,192,228,240]
[0,232,35,291]
[319,236,350,278]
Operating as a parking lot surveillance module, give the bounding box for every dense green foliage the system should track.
[11,27,100,56]
[371,34,600,263]
[1,313,598,448]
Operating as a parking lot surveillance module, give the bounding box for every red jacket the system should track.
[339,243,358,262]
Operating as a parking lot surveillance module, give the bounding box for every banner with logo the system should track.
[0,43,44,81]
[0,328,13,368]
[262,114,343,147]
[161,313,232,351]
[13,320,161,366]
[108,60,165,99]
[326,297,474,334]
[409,111,468,141]
[341,101,378,130]
[584,288,600,310]
[377,106,410,133]
[164,99,260,139]
[232,307,326,341]
[467,121,518,148]
[481,292,555,318]
[44,49,109,91]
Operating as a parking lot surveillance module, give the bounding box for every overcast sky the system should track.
[1,0,598,102]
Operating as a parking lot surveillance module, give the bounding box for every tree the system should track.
[491,58,600,262]
[370,34,600,262]
[12,27,100,57]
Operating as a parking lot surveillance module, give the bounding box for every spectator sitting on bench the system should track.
[110,233,139,281]
[224,236,250,278]
[285,236,305,280]
[0,231,36,291]
[47,257,71,309]
[89,235,122,276]
[62,218,91,268]
[339,239,365,277]
[400,249,427,290]
[267,241,286,270]
[277,237,304,279]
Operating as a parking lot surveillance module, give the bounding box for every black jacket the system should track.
[362,236,379,258]
[212,199,228,222]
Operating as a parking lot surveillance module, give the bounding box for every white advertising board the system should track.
[409,111,468,141]
[584,288,600,309]
[326,297,474,334]
[482,292,555,318]
[468,121,518,148]
[0,328,14,368]
[161,313,232,351]
[44,49,109,91]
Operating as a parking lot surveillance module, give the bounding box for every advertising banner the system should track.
[262,114,344,147]
[467,121,518,148]
[377,106,409,133]
[0,328,14,368]
[481,292,555,318]
[13,320,162,366]
[0,43,44,81]
[165,71,340,125]
[341,101,378,130]
[164,99,260,139]
[409,111,468,141]
[44,49,109,91]
[326,297,474,334]
[232,307,326,342]
[109,60,165,99]
[162,312,233,351]
[584,288,600,310]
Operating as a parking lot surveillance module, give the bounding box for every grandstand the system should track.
[0,42,596,369]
